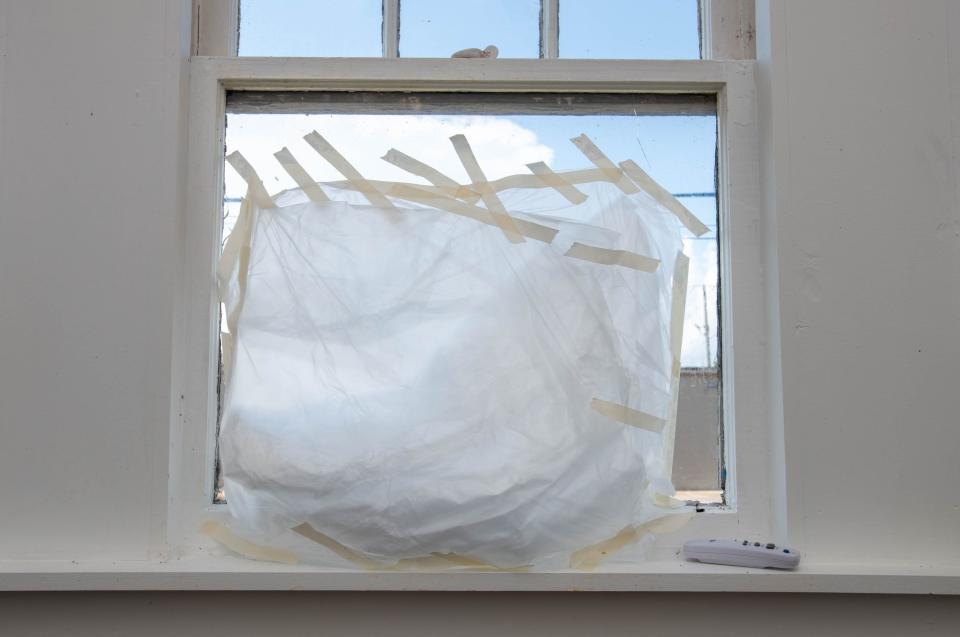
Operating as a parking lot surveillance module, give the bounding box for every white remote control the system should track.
[683,539,800,569]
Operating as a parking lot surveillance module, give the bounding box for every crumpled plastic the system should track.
[217,177,687,569]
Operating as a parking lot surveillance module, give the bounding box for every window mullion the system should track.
[195,0,240,57]
[540,0,559,59]
[700,0,755,60]
[383,0,400,57]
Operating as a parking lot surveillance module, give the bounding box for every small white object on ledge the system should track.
[683,539,801,569]
[451,44,499,59]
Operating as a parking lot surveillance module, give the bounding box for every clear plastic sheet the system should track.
[217,172,689,569]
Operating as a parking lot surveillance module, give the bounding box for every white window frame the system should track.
[171,0,771,575]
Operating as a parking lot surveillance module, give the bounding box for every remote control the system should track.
[683,539,800,569]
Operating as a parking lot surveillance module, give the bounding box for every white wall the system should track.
[0,0,190,560]
[0,0,958,629]
[759,0,960,565]
[0,592,958,636]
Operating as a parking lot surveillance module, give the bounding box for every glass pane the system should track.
[221,93,720,496]
[560,0,701,59]
[400,0,540,58]
[238,0,382,57]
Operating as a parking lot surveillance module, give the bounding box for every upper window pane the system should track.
[400,0,540,58]
[238,0,382,57]
[560,0,701,59]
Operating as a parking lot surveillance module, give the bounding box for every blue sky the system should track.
[239,0,700,59]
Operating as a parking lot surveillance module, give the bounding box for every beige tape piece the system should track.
[393,554,531,572]
[484,168,607,193]
[620,159,710,237]
[217,188,257,383]
[389,183,558,244]
[303,130,395,209]
[570,134,640,194]
[449,134,525,244]
[292,523,383,570]
[382,148,481,204]
[526,161,589,204]
[220,331,234,388]
[569,512,693,571]
[564,242,660,272]
[662,252,691,481]
[273,146,329,203]
[670,253,690,357]
[200,520,298,565]
[326,167,616,200]
[652,492,687,509]
[590,397,667,433]
[292,522,529,572]
[226,151,275,208]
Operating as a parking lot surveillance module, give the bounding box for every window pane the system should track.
[238,0,382,57]
[560,0,701,59]
[400,0,540,58]
[221,92,720,496]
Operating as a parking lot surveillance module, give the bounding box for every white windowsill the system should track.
[2,557,958,594]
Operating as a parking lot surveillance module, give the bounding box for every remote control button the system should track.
[742,540,748,546]
[783,549,790,553]
[766,543,776,549]
[753,542,761,547]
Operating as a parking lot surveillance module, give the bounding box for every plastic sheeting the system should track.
[217,156,690,569]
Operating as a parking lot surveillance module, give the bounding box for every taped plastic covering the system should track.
[620,159,711,237]
[526,161,589,205]
[570,134,641,195]
[273,146,329,203]
[449,133,525,243]
[215,133,697,570]
[303,130,395,209]
[382,148,481,204]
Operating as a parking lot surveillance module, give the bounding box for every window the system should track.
[558,0,701,59]
[217,92,724,503]
[227,0,719,60]
[400,0,541,58]
[180,0,764,566]
[238,0,383,57]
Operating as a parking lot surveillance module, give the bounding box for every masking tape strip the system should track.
[292,522,528,572]
[303,130,395,209]
[217,188,256,340]
[652,492,686,509]
[620,159,711,236]
[319,168,618,199]
[292,523,383,570]
[670,252,690,358]
[569,512,693,571]
[564,242,660,272]
[590,397,666,433]
[570,134,640,194]
[526,161,589,204]
[226,151,275,208]
[389,183,559,244]
[200,520,298,565]
[662,251,691,480]
[382,148,481,204]
[449,134,525,244]
[273,146,329,203]
[484,168,607,193]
